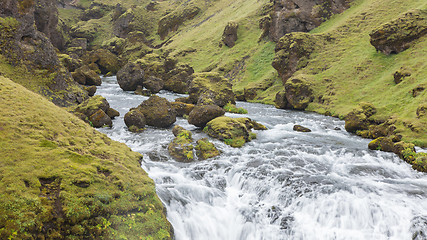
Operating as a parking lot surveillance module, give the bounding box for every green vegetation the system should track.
[0,77,172,239]
[223,102,248,114]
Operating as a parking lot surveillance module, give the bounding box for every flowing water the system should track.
[97,76,427,240]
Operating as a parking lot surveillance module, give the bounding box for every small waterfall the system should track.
[97,76,427,240]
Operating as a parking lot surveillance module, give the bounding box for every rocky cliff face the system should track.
[0,0,86,106]
[267,0,352,41]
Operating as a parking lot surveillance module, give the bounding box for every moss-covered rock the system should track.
[222,21,238,48]
[223,103,248,114]
[272,32,322,83]
[124,109,146,133]
[243,78,275,101]
[188,72,235,107]
[171,101,195,117]
[293,125,311,132]
[195,138,220,160]
[0,77,172,239]
[82,49,121,74]
[158,4,200,40]
[144,76,164,93]
[370,9,427,55]
[168,127,194,162]
[58,53,83,72]
[204,116,266,148]
[117,62,145,91]
[268,0,351,41]
[136,95,176,128]
[163,63,194,94]
[274,90,290,109]
[284,75,314,110]
[188,105,225,128]
[345,102,377,133]
[72,65,102,86]
[113,8,134,38]
[89,109,112,128]
[73,95,110,117]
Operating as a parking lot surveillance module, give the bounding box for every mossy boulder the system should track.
[188,72,235,107]
[73,95,109,117]
[284,75,314,110]
[163,63,194,94]
[58,53,83,72]
[158,4,200,39]
[89,109,112,128]
[171,102,195,117]
[144,76,164,93]
[124,109,146,133]
[168,127,194,162]
[117,62,145,91]
[204,116,266,148]
[113,8,135,38]
[345,102,377,133]
[82,49,121,74]
[188,105,225,128]
[72,95,118,128]
[293,125,311,132]
[136,95,176,128]
[370,9,427,55]
[72,65,102,86]
[368,137,395,152]
[274,90,291,109]
[195,138,220,160]
[222,21,238,48]
[272,32,321,83]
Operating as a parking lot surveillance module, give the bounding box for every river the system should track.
[97,76,427,240]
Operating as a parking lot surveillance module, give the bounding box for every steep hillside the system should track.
[272,0,427,146]
[0,77,172,239]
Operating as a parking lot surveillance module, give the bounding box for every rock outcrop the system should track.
[370,9,427,55]
[72,66,102,86]
[274,75,314,110]
[117,54,194,94]
[222,21,238,47]
[72,95,118,128]
[158,4,200,39]
[188,72,235,107]
[267,0,352,41]
[344,102,377,133]
[272,32,322,83]
[0,0,88,106]
[188,105,225,128]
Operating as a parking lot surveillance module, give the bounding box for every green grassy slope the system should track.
[0,77,172,239]
[293,0,427,146]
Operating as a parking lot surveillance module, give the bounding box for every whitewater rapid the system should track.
[97,76,427,240]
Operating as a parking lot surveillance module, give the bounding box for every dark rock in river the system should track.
[168,127,194,162]
[124,109,146,133]
[188,105,225,128]
[117,62,145,91]
[136,95,176,128]
[293,125,311,132]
